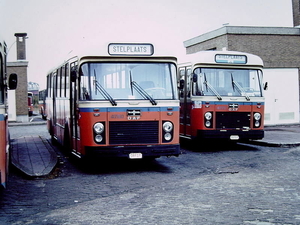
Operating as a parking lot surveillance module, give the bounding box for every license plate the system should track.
[129,153,143,159]
[230,135,239,140]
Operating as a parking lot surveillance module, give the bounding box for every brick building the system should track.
[184,26,300,69]
[7,33,29,122]
[183,11,300,125]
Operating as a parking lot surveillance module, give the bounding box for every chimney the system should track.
[292,0,300,27]
[14,33,27,60]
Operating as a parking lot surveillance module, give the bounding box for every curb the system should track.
[8,121,47,127]
[241,140,300,148]
[10,135,58,177]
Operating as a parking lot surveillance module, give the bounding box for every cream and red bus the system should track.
[38,89,47,120]
[46,43,180,160]
[178,51,265,141]
[0,37,17,188]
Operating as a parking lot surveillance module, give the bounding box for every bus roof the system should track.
[178,51,264,67]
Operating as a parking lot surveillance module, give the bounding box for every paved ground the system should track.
[1,122,300,224]
[8,121,300,178]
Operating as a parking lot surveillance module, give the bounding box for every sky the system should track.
[0,0,294,89]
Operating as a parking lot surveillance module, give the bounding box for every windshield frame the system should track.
[192,67,263,98]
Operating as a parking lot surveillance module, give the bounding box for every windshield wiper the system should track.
[131,81,157,105]
[203,73,222,100]
[94,70,117,106]
[129,72,157,105]
[231,74,250,101]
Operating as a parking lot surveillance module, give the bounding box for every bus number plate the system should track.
[129,153,143,159]
[230,135,239,140]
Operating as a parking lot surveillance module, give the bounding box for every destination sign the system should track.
[108,43,154,56]
[215,54,247,64]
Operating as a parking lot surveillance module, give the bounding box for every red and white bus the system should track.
[38,89,46,120]
[28,92,34,116]
[0,37,17,188]
[178,51,265,141]
[46,43,180,160]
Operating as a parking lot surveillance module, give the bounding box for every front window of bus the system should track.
[193,68,263,97]
[79,62,177,101]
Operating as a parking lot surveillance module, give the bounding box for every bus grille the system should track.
[109,121,159,145]
[216,112,250,129]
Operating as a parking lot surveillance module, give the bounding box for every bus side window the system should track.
[79,64,90,100]
[65,63,69,98]
[53,72,57,98]
[58,67,62,97]
[186,68,191,97]
[179,68,185,98]
[61,65,65,98]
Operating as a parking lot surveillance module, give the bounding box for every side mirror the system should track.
[192,73,198,82]
[263,82,268,90]
[179,79,184,90]
[8,73,17,90]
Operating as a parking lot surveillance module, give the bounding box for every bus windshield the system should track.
[80,62,177,101]
[193,68,263,98]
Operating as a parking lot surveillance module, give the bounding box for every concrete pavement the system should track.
[10,135,57,177]
[9,120,58,177]
[247,124,300,147]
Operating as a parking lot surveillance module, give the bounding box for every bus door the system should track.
[179,66,191,136]
[70,62,80,155]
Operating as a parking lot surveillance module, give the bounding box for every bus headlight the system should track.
[254,112,261,121]
[253,112,262,128]
[94,122,104,134]
[163,121,173,132]
[162,121,173,142]
[93,122,105,144]
[95,135,103,143]
[254,121,260,127]
[204,112,213,128]
[205,121,211,127]
[164,133,172,141]
[205,112,212,120]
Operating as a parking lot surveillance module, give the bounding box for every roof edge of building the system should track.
[184,26,300,47]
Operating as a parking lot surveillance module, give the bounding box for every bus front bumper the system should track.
[84,144,180,159]
[196,129,264,141]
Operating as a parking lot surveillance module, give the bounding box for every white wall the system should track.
[264,68,299,125]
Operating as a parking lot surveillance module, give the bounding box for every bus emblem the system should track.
[229,103,239,111]
[127,109,141,120]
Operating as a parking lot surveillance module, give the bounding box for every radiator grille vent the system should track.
[216,112,250,129]
[109,121,159,144]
